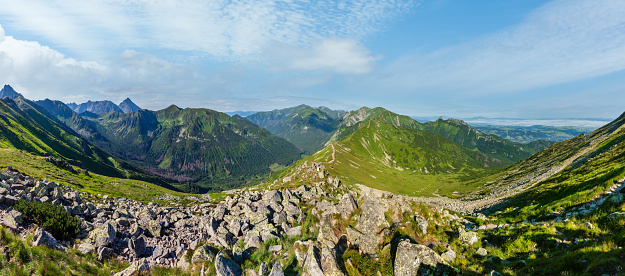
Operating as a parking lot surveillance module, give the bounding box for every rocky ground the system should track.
[1,160,623,275]
[0,163,475,276]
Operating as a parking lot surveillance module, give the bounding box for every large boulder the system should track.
[336,193,358,219]
[215,251,243,276]
[269,262,284,276]
[347,197,389,256]
[320,245,346,276]
[128,236,146,257]
[32,227,64,251]
[394,240,449,276]
[88,222,117,248]
[263,190,282,203]
[147,220,162,237]
[192,245,216,263]
[458,229,479,245]
[114,258,150,276]
[302,244,324,276]
[3,209,23,229]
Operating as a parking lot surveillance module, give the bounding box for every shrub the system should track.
[14,200,81,241]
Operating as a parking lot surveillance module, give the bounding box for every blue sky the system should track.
[0,0,624,120]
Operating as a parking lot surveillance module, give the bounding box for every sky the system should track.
[1,0,625,120]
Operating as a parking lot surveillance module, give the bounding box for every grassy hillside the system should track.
[0,97,134,178]
[246,105,341,153]
[475,124,594,143]
[275,110,505,197]
[489,111,625,220]
[423,118,554,165]
[85,105,303,192]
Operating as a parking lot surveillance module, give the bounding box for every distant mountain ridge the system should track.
[81,105,303,192]
[246,105,345,153]
[67,98,142,114]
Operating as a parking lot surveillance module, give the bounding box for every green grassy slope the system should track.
[85,105,303,192]
[276,111,504,197]
[0,97,133,178]
[490,111,625,220]
[246,104,341,153]
[423,118,554,165]
[475,124,595,143]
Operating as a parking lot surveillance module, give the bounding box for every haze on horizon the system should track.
[1,0,624,120]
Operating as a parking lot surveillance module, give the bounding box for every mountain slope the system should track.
[474,124,593,143]
[483,110,625,218]
[277,107,504,196]
[34,99,108,143]
[246,105,341,153]
[0,97,131,178]
[423,117,554,165]
[85,105,303,192]
[118,98,141,113]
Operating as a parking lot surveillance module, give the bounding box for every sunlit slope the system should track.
[490,111,625,219]
[424,117,554,165]
[0,97,133,178]
[281,113,503,197]
[85,105,303,192]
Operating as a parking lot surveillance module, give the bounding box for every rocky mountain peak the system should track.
[119,98,141,113]
[0,84,23,99]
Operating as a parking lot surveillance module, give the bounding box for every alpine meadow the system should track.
[1,1,625,276]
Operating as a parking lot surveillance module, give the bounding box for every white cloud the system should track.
[271,38,381,74]
[0,0,416,61]
[0,24,4,43]
[363,0,625,96]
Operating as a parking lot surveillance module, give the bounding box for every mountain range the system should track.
[66,98,142,114]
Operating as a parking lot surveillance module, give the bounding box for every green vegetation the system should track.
[82,106,302,193]
[14,200,81,241]
[423,118,554,165]
[246,104,343,154]
[0,148,193,204]
[475,124,596,143]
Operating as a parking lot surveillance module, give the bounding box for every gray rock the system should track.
[459,229,479,245]
[394,240,445,276]
[415,215,428,235]
[302,244,324,276]
[268,244,282,253]
[3,209,23,229]
[244,232,262,250]
[441,250,456,263]
[336,193,358,219]
[352,198,389,255]
[3,195,17,206]
[192,245,216,263]
[259,262,270,276]
[263,190,282,203]
[607,211,625,219]
[89,222,117,248]
[176,250,191,270]
[477,247,488,257]
[114,258,150,276]
[286,226,302,238]
[269,262,284,276]
[97,246,113,261]
[129,224,143,237]
[215,251,243,276]
[128,236,146,257]
[320,245,346,276]
[32,227,64,251]
[147,220,162,237]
